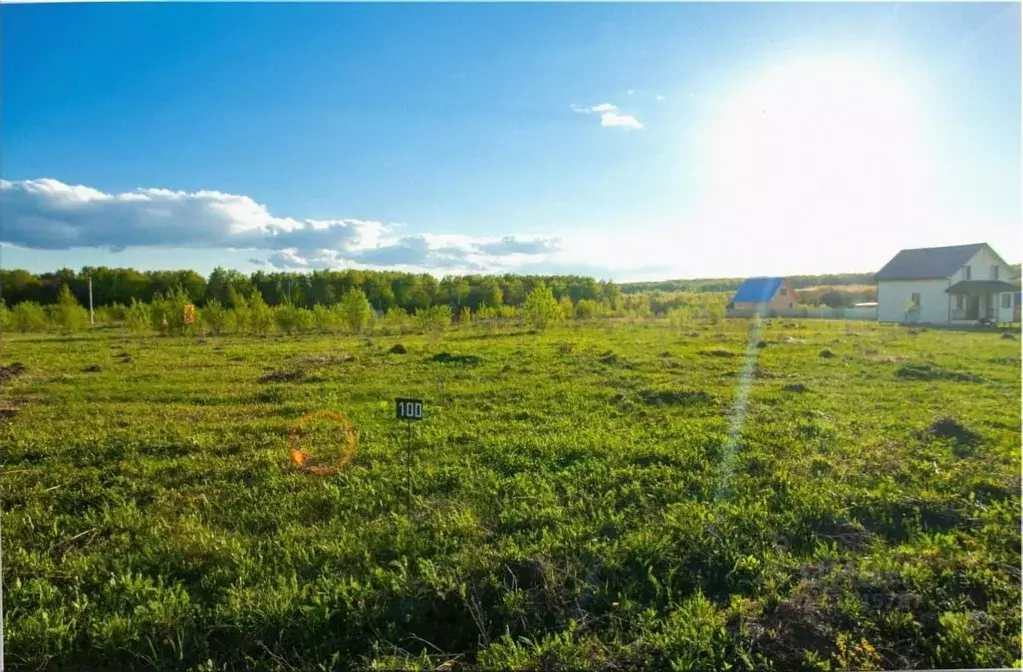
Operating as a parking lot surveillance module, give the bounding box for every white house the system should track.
[875,242,1017,325]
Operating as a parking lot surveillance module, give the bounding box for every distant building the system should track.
[728,277,797,313]
[875,242,1017,324]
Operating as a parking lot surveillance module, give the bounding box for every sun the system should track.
[697,56,935,243]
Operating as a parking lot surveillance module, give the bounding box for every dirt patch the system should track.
[928,418,980,447]
[430,352,483,366]
[702,349,735,358]
[388,343,408,354]
[302,352,354,365]
[258,369,306,383]
[755,340,768,349]
[895,362,982,383]
[818,349,835,359]
[0,363,27,386]
[641,389,713,407]
[598,351,635,368]
[1000,331,1017,340]
[82,364,102,373]
[783,383,809,393]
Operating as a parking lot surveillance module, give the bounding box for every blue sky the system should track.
[1,2,1019,281]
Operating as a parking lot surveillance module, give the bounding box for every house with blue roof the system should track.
[728,277,797,313]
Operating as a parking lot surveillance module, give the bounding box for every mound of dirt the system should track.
[928,418,980,446]
[783,383,809,393]
[0,363,27,385]
[388,344,408,354]
[82,364,102,373]
[258,369,306,383]
[756,340,768,349]
[895,363,982,383]
[598,351,635,368]
[818,349,835,359]
[430,352,483,366]
[641,389,714,407]
[1000,332,1017,340]
[703,349,735,358]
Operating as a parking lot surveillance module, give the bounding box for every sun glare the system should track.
[698,57,935,246]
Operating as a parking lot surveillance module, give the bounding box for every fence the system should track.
[727,306,877,321]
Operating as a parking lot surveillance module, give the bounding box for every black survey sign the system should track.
[395,398,424,421]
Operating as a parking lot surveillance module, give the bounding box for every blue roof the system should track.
[732,277,784,303]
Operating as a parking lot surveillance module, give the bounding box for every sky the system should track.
[1,2,1020,281]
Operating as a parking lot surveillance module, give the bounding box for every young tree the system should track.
[248,291,275,335]
[341,287,373,333]
[201,298,229,335]
[524,284,561,331]
[125,298,151,335]
[55,283,89,333]
[11,302,48,332]
[557,296,575,320]
[575,299,598,320]
[458,305,472,326]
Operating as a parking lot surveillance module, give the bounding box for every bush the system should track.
[0,303,10,333]
[458,305,472,325]
[575,299,599,320]
[248,292,275,336]
[416,304,451,334]
[525,284,561,331]
[201,298,229,335]
[558,296,575,320]
[379,307,411,334]
[312,304,340,334]
[125,299,151,335]
[11,302,48,332]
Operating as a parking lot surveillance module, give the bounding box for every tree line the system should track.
[0,266,623,314]
[619,272,881,295]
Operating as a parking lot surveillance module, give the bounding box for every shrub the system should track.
[416,304,451,334]
[558,296,575,320]
[525,284,561,331]
[458,305,472,325]
[201,298,229,335]
[248,292,275,336]
[575,299,598,320]
[125,298,151,335]
[379,307,411,334]
[311,304,338,333]
[0,302,9,333]
[11,302,48,332]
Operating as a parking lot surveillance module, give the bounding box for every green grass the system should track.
[1,318,1020,671]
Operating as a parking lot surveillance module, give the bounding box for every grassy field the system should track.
[1,318,1020,671]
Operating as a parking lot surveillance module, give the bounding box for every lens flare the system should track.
[288,410,357,475]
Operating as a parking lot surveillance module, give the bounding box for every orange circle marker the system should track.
[288,410,357,475]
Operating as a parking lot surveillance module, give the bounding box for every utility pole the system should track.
[88,277,95,325]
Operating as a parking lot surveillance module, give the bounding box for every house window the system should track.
[991,265,999,280]
[954,295,963,310]
[911,292,921,306]
[1002,293,1012,309]
[963,266,972,280]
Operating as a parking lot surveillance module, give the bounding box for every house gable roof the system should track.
[875,243,992,281]
[732,277,784,303]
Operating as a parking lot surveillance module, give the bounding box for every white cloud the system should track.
[571,102,644,130]
[0,178,562,274]
[655,95,666,101]
[599,111,643,129]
